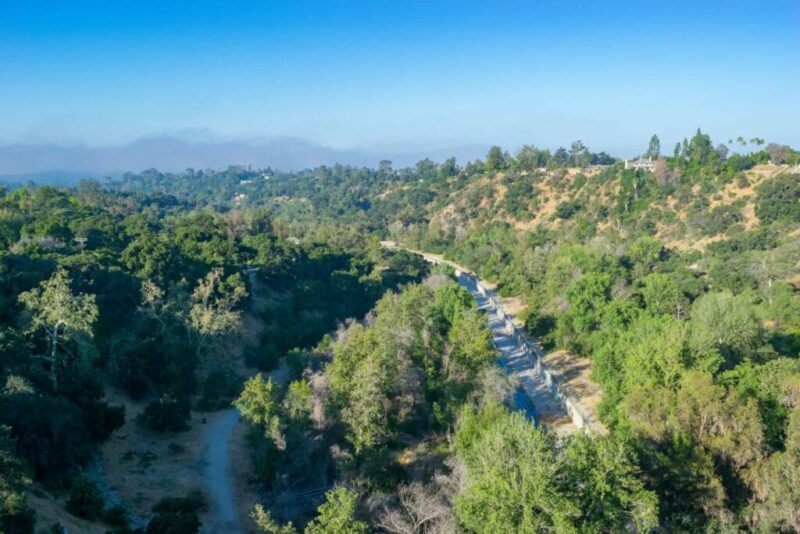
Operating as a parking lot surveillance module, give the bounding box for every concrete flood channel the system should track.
[455,271,575,434]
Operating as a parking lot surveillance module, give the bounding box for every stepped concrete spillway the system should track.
[382,241,606,435]
[457,272,575,434]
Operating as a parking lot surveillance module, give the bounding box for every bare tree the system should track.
[653,158,681,188]
[373,456,464,534]
[765,143,790,165]
[376,482,456,534]
[308,371,330,429]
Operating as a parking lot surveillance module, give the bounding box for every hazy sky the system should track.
[1,0,798,159]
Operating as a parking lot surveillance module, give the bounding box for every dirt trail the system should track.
[201,408,243,533]
[201,366,288,533]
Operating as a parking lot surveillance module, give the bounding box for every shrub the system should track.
[138,394,190,433]
[286,348,312,381]
[66,475,105,520]
[195,370,240,411]
[704,205,743,235]
[362,446,408,492]
[736,174,749,188]
[755,174,800,223]
[146,490,206,534]
[524,310,557,339]
[555,200,581,219]
[103,504,130,528]
[0,394,93,486]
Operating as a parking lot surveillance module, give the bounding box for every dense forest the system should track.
[2,130,799,533]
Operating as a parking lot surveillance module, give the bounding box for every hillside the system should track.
[2,131,800,533]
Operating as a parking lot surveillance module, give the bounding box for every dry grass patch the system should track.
[27,492,107,533]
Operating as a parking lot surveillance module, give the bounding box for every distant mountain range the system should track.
[0,136,490,185]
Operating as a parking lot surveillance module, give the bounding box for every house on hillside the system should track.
[624,157,656,171]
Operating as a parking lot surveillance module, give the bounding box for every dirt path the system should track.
[201,366,288,533]
[201,408,243,533]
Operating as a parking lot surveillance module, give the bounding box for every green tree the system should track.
[755,174,800,223]
[251,487,366,534]
[625,372,764,468]
[306,487,368,534]
[569,140,591,167]
[690,291,763,368]
[66,474,105,520]
[447,308,495,377]
[454,406,580,533]
[622,314,689,391]
[121,231,179,284]
[637,272,688,318]
[514,145,550,171]
[234,375,284,447]
[146,491,206,534]
[432,283,474,330]
[327,324,396,452]
[687,128,715,166]
[485,146,506,172]
[18,267,98,390]
[283,379,313,427]
[188,268,247,360]
[564,434,659,533]
[645,134,661,158]
[675,372,764,469]
[251,504,297,534]
[567,273,612,335]
[341,355,388,452]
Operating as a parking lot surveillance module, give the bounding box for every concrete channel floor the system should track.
[456,273,577,435]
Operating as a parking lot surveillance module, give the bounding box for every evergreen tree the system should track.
[646,134,661,158]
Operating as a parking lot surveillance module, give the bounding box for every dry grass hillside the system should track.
[424,163,794,252]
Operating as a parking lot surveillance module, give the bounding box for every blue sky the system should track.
[0,0,798,161]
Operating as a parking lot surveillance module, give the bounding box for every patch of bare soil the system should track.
[666,234,725,252]
[99,386,257,530]
[500,296,527,320]
[542,350,602,414]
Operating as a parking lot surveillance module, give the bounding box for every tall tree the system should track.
[690,291,762,368]
[234,374,284,448]
[485,146,505,172]
[454,406,580,532]
[646,134,661,158]
[188,268,247,360]
[563,434,659,532]
[447,308,495,378]
[569,140,590,167]
[18,267,98,391]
